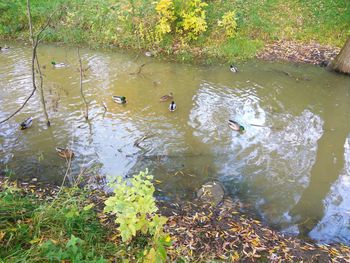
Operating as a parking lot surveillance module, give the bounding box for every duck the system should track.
[51,61,68,68]
[230,65,238,73]
[112,96,127,104]
[144,51,153,57]
[55,147,74,159]
[169,101,177,112]
[0,46,10,51]
[20,117,33,130]
[228,120,245,132]
[160,92,173,102]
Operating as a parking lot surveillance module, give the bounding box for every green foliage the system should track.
[178,0,208,41]
[0,0,348,63]
[154,0,208,42]
[40,235,106,262]
[0,184,115,262]
[218,11,238,38]
[155,0,176,41]
[104,170,171,262]
[3,166,15,177]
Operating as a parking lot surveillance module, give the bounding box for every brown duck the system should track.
[56,147,75,159]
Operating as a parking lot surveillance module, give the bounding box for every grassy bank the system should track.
[0,0,349,64]
[2,174,350,262]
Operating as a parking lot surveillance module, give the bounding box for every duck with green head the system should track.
[51,61,68,68]
[112,96,127,104]
[169,101,177,112]
[20,117,33,130]
[228,120,245,132]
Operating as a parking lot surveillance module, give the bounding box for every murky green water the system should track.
[1,42,350,244]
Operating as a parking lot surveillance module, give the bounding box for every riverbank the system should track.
[1,175,350,262]
[0,0,348,65]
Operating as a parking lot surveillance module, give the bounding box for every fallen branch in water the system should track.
[130,63,147,76]
[0,2,55,125]
[133,134,153,147]
[102,101,108,112]
[78,48,89,120]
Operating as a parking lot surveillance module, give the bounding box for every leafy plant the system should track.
[40,235,106,262]
[218,11,238,38]
[155,0,176,41]
[178,0,208,41]
[104,170,171,262]
[3,166,15,177]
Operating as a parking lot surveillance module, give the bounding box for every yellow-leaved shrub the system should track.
[218,11,238,38]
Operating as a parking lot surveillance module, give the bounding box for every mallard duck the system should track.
[169,101,177,112]
[55,147,74,159]
[230,65,238,73]
[20,117,33,130]
[0,46,10,51]
[228,120,245,132]
[51,61,68,68]
[112,96,127,104]
[160,92,173,102]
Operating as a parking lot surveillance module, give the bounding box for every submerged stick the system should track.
[130,63,147,75]
[78,48,89,120]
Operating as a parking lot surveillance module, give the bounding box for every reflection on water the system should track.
[309,137,350,243]
[0,42,350,244]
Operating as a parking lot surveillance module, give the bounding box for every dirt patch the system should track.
[257,40,340,66]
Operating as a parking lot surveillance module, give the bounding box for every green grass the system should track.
[0,0,349,63]
[0,183,116,262]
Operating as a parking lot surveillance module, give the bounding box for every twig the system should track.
[37,11,56,42]
[35,48,50,126]
[130,63,147,75]
[78,48,89,120]
[0,1,54,124]
[133,134,153,147]
[102,101,108,111]
[0,41,39,124]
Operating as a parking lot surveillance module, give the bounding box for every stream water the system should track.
[1,42,350,244]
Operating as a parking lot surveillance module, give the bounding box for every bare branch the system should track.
[130,63,147,75]
[0,1,55,124]
[35,52,51,126]
[0,41,38,124]
[78,48,89,120]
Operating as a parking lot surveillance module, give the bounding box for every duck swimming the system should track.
[230,65,238,73]
[160,92,173,102]
[0,46,10,51]
[169,101,177,112]
[112,96,127,104]
[20,117,33,130]
[51,61,68,68]
[144,51,153,57]
[55,147,74,159]
[228,120,245,132]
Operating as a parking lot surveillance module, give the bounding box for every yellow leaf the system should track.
[83,203,94,211]
[0,232,5,242]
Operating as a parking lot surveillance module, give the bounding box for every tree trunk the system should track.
[330,36,350,74]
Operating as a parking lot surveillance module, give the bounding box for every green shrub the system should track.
[40,235,106,262]
[218,11,238,38]
[104,170,171,262]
